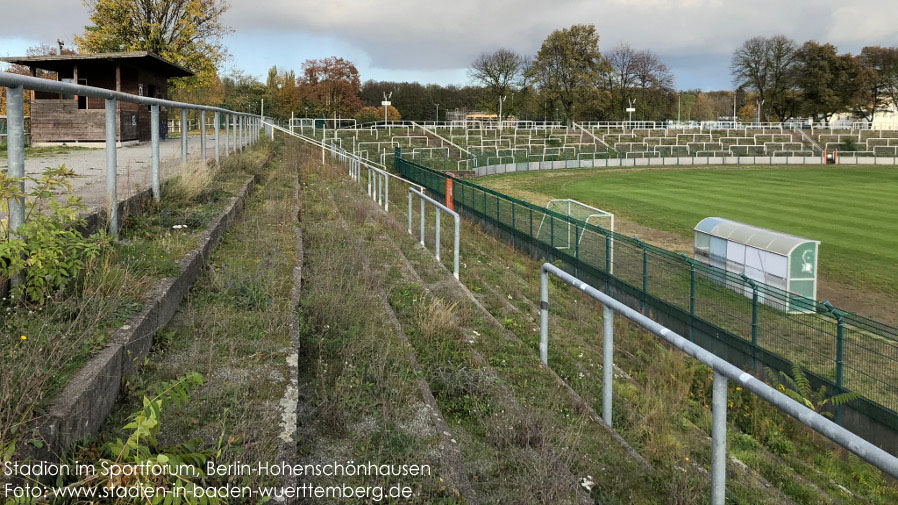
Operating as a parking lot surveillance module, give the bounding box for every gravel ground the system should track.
[1,134,243,215]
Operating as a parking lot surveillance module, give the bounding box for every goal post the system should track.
[537,199,614,274]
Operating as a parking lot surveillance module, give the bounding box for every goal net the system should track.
[536,199,615,273]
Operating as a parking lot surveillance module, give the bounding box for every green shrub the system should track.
[0,165,108,303]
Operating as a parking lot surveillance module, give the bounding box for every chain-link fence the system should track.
[396,149,898,436]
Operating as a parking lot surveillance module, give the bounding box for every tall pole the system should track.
[499,95,506,131]
[677,93,681,124]
[214,111,220,166]
[6,85,25,240]
[733,91,737,127]
[383,91,392,124]
[151,105,160,201]
[200,110,207,162]
[105,98,118,235]
[181,108,188,163]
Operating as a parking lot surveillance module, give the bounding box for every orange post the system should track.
[445,176,455,211]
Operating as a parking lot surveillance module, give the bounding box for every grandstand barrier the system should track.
[470,155,840,176]
[395,148,898,456]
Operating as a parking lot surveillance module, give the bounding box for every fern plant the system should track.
[77,373,220,504]
[766,364,858,418]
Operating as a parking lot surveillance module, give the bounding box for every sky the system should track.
[1,0,897,90]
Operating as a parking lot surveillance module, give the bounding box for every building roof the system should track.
[694,217,819,256]
[0,51,194,78]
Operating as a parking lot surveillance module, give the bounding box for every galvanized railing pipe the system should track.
[224,113,230,156]
[409,187,460,279]
[539,262,898,505]
[0,71,257,237]
[105,98,118,234]
[150,105,160,201]
[200,110,207,162]
[181,109,188,163]
[214,111,220,166]
[6,85,25,238]
[262,119,420,208]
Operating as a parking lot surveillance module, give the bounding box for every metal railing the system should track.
[263,119,424,209]
[539,262,898,504]
[396,152,898,446]
[408,187,460,280]
[0,71,262,236]
[262,119,460,280]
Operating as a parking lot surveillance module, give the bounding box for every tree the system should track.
[220,70,266,115]
[528,24,608,124]
[854,46,898,122]
[603,44,639,118]
[794,42,863,122]
[75,0,231,89]
[469,49,528,117]
[691,92,714,121]
[297,57,363,118]
[355,105,400,123]
[264,66,303,120]
[731,36,799,121]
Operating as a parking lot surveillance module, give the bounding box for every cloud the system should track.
[225,0,896,71]
[3,0,896,88]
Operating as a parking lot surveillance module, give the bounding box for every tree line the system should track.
[4,1,897,126]
[731,36,898,123]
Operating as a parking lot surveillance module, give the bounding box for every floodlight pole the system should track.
[383,91,393,124]
[677,93,681,125]
[756,99,764,125]
[499,95,507,131]
[733,92,737,128]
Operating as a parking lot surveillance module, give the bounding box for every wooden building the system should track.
[1,52,193,144]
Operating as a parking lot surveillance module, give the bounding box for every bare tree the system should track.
[601,44,673,119]
[469,48,528,116]
[604,44,639,116]
[730,36,799,121]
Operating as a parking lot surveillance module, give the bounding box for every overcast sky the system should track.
[2,0,897,90]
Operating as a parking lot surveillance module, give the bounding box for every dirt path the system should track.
[2,136,233,217]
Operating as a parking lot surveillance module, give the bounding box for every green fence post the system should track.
[680,253,696,341]
[512,203,516,250]
[550,217,555,249]
[742,274,759,369]
[605,234,612,291]
[529,208,534,258]
[574,223,580,277]
[634,238,647,312]
[690,263,697,341]
[824,301,845,424]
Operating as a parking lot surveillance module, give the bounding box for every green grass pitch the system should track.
[480,165,898,299]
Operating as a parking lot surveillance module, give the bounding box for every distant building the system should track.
[1,51,193,144]
[446,109,515,126]
[830,100,898,129]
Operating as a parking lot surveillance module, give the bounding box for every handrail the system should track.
[263,119,424,194]
[0,71,254,116]
[410,120,472,157]
[571,121,612,150]
[539,263,898,505]
[1,71,260,237]
[409,187,460,279]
